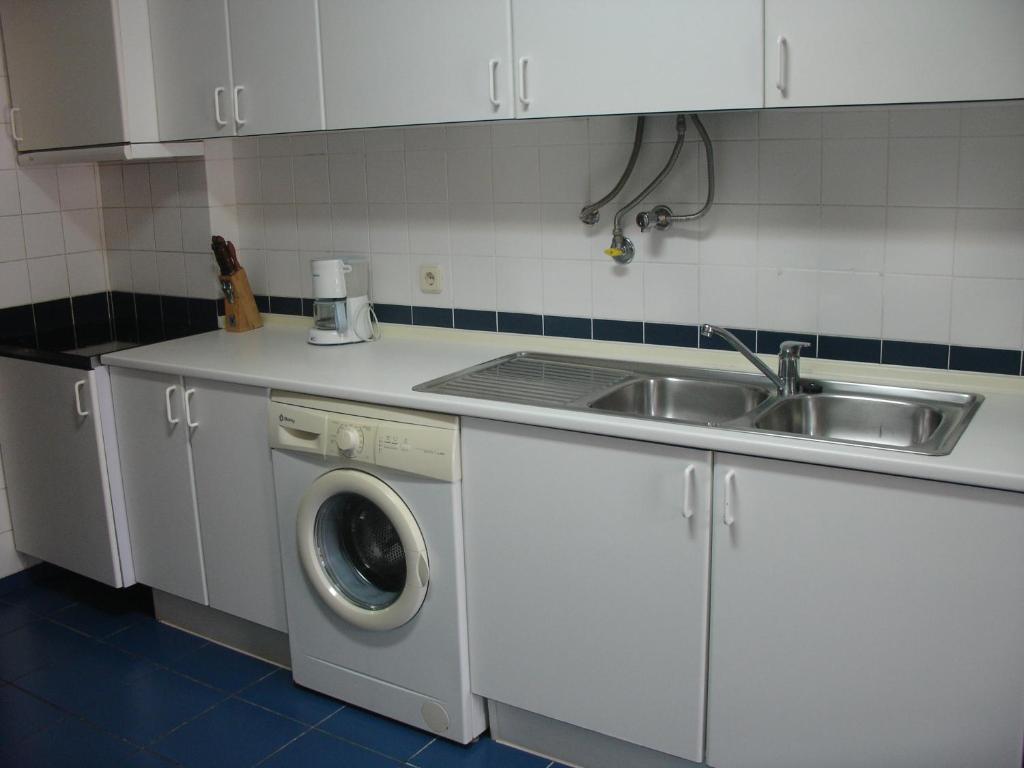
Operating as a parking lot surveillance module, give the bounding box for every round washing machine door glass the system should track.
[297,469,429,631]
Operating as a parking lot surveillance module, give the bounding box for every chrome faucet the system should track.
[700,324,809,396]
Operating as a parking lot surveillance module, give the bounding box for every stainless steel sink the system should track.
[414,352,982,455]
[753,394,942,448]
[587,376,770,425]
[741,381,980,455]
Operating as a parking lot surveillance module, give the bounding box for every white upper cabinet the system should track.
[511,0,763,119]
[0,0,162,152]
[149,0,324,140]
[765,0,1024,107]
[148,0,234,141]
[226,0,324,135]
[318,0,515,129]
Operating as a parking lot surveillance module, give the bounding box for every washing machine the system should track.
[268,391,486,743]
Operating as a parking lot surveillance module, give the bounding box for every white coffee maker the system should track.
[308,258,374,345]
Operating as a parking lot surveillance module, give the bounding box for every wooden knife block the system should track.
[220,268,263,332]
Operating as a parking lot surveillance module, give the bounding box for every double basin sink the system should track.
[415,352,982,455]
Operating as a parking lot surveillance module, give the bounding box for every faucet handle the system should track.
[778,340,811,358]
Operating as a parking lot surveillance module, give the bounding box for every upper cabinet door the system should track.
[319,0,514,129]
[227,0,324,135]
[765,0,1024,107]
[0,0,127,151]
[148,0,235,140]
[511,0,763,119]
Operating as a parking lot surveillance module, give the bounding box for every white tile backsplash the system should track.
[882,274,953,344]
[887,137,959,206]
[80,103,1024,366]
[23,211,65,258]
[950,277,1024,349]
[27,253,69,302]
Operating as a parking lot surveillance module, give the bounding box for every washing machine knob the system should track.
[336,425,363,456]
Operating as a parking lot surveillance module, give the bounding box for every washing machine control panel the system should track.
[327,419,376,462]
[270,394,461,481]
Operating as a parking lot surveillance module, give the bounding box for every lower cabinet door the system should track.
[707,454,1024,768]
[462,419,712,762]
[0,358,125,586]
[186,378,287,632]
[110,368,208,604]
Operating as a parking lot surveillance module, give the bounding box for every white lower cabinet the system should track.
[111,368,207,604]
[706,453,1024,768]
[0,358,132,586]
[185,377,286,632]
[461,419,711,762]
[110,368,285,630]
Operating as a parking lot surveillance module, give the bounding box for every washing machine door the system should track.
[297,469,429,631]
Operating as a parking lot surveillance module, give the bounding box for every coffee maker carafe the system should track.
[308,258,372,345]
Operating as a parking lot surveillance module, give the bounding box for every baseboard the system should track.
[487,700,703,768]
[153,589,291,667]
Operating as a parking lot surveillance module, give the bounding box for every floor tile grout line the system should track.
[249,723,319,768]
[406,737,436,763]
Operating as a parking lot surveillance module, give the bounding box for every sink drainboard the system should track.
[415,353,632,408]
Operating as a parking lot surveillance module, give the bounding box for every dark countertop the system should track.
[0,340,140,371]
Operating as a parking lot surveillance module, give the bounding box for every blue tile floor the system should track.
[0,564,566,767]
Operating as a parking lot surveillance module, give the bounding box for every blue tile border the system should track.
[454,309,497,332]
[882,340,949,369]
[544,315,592,339]
[98,292,1017,379]
[498,312,543,335]
[644,322,697,348]
[700,327,756,352]
[593,319,642,343]
[757,330,817,358]
[412,306,454,328]
[950,345,1022,376]
[372,303,411,324]
[818,335,882,364]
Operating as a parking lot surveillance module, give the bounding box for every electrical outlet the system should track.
[419,265,443,294]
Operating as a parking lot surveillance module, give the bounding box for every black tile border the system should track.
[644,322,698,348]
[498,312,543,335]
[818,335,882,364]
[5,295,1022,378]
[593,319,643,344]
[454,309,497,332]
[950,345,1022,376]
[882,340,948,370]
[412,306,454,328]
[544,315,592,340]
[757,330,818,359]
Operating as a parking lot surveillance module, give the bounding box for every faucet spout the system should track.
[700,324,785,393]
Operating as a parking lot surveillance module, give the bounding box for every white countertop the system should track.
[102,317,1024,494]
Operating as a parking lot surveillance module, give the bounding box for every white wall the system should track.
[99,139,234,306]
[97,102,1024,362]
[204,103,1023,354]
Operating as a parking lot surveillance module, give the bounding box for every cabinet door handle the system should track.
[74,380,90,418]
[9,107,22,142]
[723,470,736,526]
[682,465,696,520]
[517,57,531,107]
[488,59,501,108]
[776,35,788,95]
[184,388,199,428]
[165,385,180,425]
[213,86,227,128]
[233,85,247,127]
